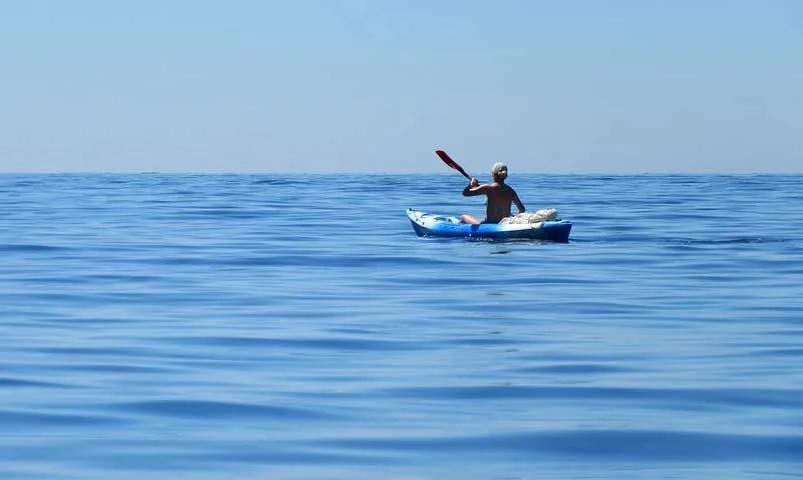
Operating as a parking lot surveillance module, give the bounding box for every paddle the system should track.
[435,149,471,180]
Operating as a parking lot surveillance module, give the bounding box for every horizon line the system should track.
[1,171,802,176]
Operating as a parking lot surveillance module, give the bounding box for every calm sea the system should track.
[2,173,802,479]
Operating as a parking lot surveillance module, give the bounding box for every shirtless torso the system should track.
[461,178,525,224]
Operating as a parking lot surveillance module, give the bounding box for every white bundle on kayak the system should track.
[500,208,558,224]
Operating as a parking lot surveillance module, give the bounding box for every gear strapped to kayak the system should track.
[407,209,572,241]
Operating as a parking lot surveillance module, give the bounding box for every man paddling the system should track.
[460,162,526,224]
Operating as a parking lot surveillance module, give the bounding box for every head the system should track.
[491,162,508,182]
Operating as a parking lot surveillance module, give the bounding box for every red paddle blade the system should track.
[435,150,471,179]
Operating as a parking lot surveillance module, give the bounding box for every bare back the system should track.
[462,179,525,223]
[485,183,518,222]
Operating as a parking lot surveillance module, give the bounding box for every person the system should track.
[460,162,525,224]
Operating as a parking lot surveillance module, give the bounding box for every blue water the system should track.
[2,173,802,479]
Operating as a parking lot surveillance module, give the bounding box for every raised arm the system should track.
[462,177,490,197]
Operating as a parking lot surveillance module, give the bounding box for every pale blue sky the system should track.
[2,1,801,173]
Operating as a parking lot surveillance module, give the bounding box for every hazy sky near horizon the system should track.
[2,1,801,173]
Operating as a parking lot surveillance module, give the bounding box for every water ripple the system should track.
[381,385,803,409]
[316,429,803,462]
[110,400,335,420]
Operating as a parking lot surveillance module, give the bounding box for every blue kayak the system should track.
[407,209,572,241]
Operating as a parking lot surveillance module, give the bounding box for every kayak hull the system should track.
[407,209,572,242]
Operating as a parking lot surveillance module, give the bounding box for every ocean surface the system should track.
[2,173,802,480]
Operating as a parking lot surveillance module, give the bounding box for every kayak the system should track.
[407,209,572,241]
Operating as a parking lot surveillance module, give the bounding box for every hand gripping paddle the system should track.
[435,149,471,180]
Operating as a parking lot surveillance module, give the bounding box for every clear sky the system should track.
[2,1,801,173]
